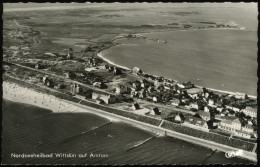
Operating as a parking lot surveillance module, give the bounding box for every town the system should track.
[3,17,257,146]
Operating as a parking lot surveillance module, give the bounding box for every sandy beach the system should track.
[97,52,131,71]
[2,81,119,122]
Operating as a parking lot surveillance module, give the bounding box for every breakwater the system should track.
[3,76,257,162]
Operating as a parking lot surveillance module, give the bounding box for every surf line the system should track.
[127,134,160,152]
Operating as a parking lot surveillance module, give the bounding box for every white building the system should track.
[242,107,257,118]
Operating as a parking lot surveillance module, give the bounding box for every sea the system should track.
[2,99,253,165]
[101,4,258,96]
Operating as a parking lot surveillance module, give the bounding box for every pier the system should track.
[127,134,159,152]
[60,121,113,144]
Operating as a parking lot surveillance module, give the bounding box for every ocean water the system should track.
[101,5,257,96]
[2,99,253,165]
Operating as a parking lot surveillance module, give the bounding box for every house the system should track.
[92,92,116,104]
[42,76,49,84]
[75,85,83,93]
[197,110,211,121]
[218,117,241,132]
[241,124,254,133]
[95,98,105,104]
[204,92,209,98]
[154,81,163,89]
[232,107,240,112]
[234,92,246,99]
[171,98,180,106]
[182,82,194,89]
[108,66,114,72]
[63,71,76,80]
[132,80,142,90]
[174,114,183,123]
[132,103,140,110]
[212,119,221,126]
[208,98,215,105]
[113,68,122,75]
[115,85,130,94]
[184,115,209,131]
[177,83,185,89]
[150,107,161,115]
[132,67,142,75]
[204,106,210,112]
[138,89,147,99]
[93,82,107,89]
[190,102,199,110]
[85,90,93,98]
[242,107,257,118]
[152,97,158,103]
[216,107,223,112]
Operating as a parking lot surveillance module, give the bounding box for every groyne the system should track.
[2,78,257,162]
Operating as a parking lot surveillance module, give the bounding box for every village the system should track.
[3,52,258,142]
[3,18,257,143]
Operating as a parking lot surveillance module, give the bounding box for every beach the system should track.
[3,81,257,162]
[2,82,119,122]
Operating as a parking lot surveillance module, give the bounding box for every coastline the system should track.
[96,45,257,99]
[2,82,119,122]
[2,81,257,162]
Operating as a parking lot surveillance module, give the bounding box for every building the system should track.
[95,98,105,104]
[75,85,83,93]
[233,130,251,139]
[182,82,194,89]
[218,117,241,132]
[132,67,142,75]
[132,103,140,110]
[198,110,211,121]
[208,98,215,105]
[174,114,184,123]
[242,107,257,118]
[150,107,161,115]
[216,107,223,112]
[234,92,246,99]
[115,85,130,94]
[152,97,158,103]
[204,106,210,112]
[184,115,209,131]
[113,68,122,75]
[171,98,180,106]
[186,88,203,95]
[93,82,107,89]
[92,92,116,104]
[138,89,147,99]
[241,124,254,133]
[190,102,199,110]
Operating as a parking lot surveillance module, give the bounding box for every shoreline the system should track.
[2,82,119,122]
[2,81,257,163]
[96,41,257,98]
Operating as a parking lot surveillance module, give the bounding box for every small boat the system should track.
[221,84,225,87]
[197,78,200,81]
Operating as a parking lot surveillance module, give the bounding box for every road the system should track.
[11,62,116,95]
